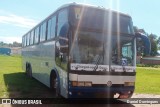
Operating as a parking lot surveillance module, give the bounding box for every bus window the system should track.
[22,36,24,47]
[55,9,69,71]
[57,9,69,53]
[27,33,30,46]
[30,30,34,45]
[40,22,47,42]
[25,35,27,46]
[51,16,56,39]
[47,16,56,40]
[57,9,68,37]
[47,19,52,40]
[35,27,39,44]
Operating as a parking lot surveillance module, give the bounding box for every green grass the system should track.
[135,67,160,94]
[0,55,54,98]
[137,64,160,68]
[0,55,160,98]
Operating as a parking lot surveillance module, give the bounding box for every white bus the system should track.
[22,3,149,98]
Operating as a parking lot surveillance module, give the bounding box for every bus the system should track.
[22,3,150,98]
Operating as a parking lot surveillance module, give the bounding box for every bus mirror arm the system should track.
[135,32,151,56]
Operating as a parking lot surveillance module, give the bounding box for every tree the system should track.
[148,34,158,56]
[157,36,160,50]
[133,26,159,56]
[0,41,22,47]
[134,26,148,56]
[133,26,147,34]
[12,41,22,47]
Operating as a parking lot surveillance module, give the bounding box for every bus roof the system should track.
[60,3,131,17]
[22,3,131,38]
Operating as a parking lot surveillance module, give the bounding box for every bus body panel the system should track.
[55,66,68,98]
[22,40,56,87]
[69,73,135,84]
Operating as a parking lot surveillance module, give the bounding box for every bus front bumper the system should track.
[68,86,134,98]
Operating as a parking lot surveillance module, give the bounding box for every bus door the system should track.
[55,8,69,98]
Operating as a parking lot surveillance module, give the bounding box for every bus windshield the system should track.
[70,31,106,64]
[111,35,134,66]
[70,6,134,35]
[70,31,134,66]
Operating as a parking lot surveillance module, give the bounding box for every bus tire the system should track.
[50,71,60,98]
[26,63,32,78]
[128,91,134,98]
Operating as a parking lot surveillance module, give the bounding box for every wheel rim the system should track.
[54,78,58,88]
[52,77,59,97]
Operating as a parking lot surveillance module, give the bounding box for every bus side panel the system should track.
[23,41,56,88]
[55,66,68,98]
[33,41,56,87]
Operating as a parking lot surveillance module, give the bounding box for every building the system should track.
[0,48,11,55]
[10,47,22,55]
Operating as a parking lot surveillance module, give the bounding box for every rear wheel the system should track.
[26,64,32,78]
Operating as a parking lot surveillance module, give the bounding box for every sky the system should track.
[0,0,160,43]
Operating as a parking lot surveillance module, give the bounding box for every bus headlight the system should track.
[71,81,92,87]
[84,82,92,87]
[77,82,85,86]
[124,82,135,86]
[72,81,78,87]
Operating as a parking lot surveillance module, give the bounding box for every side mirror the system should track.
[135,33,151,56]
[57,23,69,54]
[58,36,68,54]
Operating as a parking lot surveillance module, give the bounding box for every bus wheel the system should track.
[128,91,134,98]
[26,64,32,78]
[51,73,60,98]
[118,91,133,99]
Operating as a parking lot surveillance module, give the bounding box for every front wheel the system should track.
[51,74,60,98]
[118,91,134,99]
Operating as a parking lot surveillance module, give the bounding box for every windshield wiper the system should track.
[93,43,104,71]
[121,58,127,72]
[93,54,102,71]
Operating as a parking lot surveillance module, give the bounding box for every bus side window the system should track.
[25,36,27,46]
[58,9,69,52]
[47,19,52,40]
[47,15,56,40]
[30,30,34,45]
[22,36,24,47]
[55,9,69,71]
[27,33,30,46]
[35,27,39,44]
[57,9,68,37]
[40,22,47,42]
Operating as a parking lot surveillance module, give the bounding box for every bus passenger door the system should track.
[55,36,68,97]
[55,8,69,98]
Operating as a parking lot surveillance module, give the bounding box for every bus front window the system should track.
[70,31,107,64]
[111,35,134,66]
